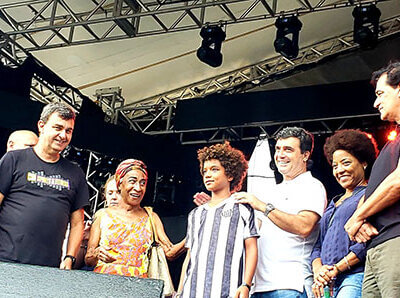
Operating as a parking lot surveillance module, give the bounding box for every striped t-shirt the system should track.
[182,196,259,298]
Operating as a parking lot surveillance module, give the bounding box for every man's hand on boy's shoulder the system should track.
[234,192,266,213]
[193,192,211,206]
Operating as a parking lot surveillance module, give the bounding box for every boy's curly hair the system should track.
[197,141,248,192]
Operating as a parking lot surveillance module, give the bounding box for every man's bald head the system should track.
[7,130,38,152]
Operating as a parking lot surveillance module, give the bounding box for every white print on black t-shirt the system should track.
[27,171,70,191]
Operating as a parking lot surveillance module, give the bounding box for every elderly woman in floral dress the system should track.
[85,159,177,277]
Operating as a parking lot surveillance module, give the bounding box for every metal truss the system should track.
[115,13,400,137]
[95,87,145,131]
[0,29,84,109]
[0,0,391,51]
[84,151,104,219]
[166,113,382,145]
[63,147,116,219]
[30,72,84,108]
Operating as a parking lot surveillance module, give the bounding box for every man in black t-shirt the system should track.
[0,102,88,269]
[345,62,400,298]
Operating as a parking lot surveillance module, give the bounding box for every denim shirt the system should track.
[311,186,366,274]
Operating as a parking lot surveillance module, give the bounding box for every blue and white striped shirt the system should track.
[182,196,259,298]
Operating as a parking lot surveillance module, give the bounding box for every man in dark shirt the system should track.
[0,102,88,269]
[345,61,400,298]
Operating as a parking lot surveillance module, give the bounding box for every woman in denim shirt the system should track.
[311,130,378,298]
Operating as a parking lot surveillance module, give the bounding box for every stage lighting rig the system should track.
[352,4,381,48]
[113,0,140,37]
[274,16,303,59]
[197,24,226,67]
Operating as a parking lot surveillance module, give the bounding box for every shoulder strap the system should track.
[144,207,159,244]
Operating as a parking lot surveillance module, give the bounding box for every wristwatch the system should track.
[63,255,76,266]
[242,283,251,291]
[263,203,275,217]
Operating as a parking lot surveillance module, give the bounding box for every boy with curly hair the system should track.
[178,142,259,298]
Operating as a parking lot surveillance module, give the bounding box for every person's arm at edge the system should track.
[234,237,258,298]
[60,208,84,269]
[152,212,180,260]
[176,249,191,296]
[346,159,400,239]
[330,251,360,277]
[165,238,187,261]
[84,210,102,267]
[0,192,4,205]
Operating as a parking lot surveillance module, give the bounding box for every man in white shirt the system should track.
[235,127,327,297]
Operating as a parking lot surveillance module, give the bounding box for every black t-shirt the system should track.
[0,148,89,267]
[365,133,400,249]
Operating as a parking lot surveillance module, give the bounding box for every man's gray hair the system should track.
[275,126,314,154]
[40,102,75,123]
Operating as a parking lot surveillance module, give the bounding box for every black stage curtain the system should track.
[73,98,181,169]
[0,57,43,131]
[174,80,377,130]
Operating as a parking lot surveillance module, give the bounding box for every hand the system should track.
[97,246,117,263]
[59,258,73,270]
[354,222,379,243]
[344,214,365,241]
[164,243,178,260]
[233,192,264,212]
[193,192,211,206]
[158,235,173,251]
[312,282,325,298]
[313,265,334,287]
[234,285,249,298]
[326,265,340,280]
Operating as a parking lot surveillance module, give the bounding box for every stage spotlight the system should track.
[352,4,381,48]
[387,130,397,141]
[196,24,226,67]
[274,16,302,59]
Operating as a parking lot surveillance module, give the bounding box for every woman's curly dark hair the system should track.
[197,141,248,192]
[324,129,378,179]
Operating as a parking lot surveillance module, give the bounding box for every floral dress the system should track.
[94,209,152,277]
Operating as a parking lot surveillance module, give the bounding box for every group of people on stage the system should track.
[0,61,399,298]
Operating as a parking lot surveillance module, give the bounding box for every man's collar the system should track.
[282,171,310,183]
[32,145,60,163]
